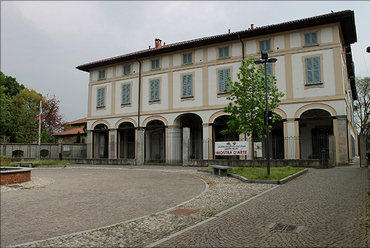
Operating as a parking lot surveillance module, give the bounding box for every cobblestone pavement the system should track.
[152,164,369,247]
[0,167,205,247]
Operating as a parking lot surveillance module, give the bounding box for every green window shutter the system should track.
[183,53,192,65]
[151,59,160,70]
[259,40,271,52]
[304,32,318,46]
[97,88,105,107]
[123,65,131,75]
[305,56,321,85]
[150,79,160,101]
[122,84,130,104]
[219,47,229,59]
[182,74,193,97]
[266,63,273,87]
[99,70,105,80]
[218,69,230,93]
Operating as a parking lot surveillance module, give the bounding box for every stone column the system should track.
[285,119,297,159]
[337,116,349,165]
[182,127,190,166]
[359,134,368,167]
[136,128,144,165]
[86,130,91,159]
[109,129,116,159]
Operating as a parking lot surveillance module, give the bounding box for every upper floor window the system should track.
[304,32,318,46]
[183,53,192,65]
[182,74,193,98]
[219,46,229,59]
[98,70,106,80]
[122,84,130,105]
[151,59,160,70]
[218,68,230,94]
[259,39,271,52]
[261,63,274,87]
[97,88,105,108]
[150,79,160,101]
[123,65,131,75]
[305,56,321,85]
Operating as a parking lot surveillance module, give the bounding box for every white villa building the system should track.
[76,10,358,166]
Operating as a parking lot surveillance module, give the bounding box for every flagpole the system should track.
[38,100,42,145]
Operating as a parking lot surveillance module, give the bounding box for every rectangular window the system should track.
[97,88,105,108]
[98,70,105,80]
[218,68,230,93]
[259,39,271,52]
[122,84,130,105]
[305,56,321,85]
[150,79,160,101]
[151,59,160,70]
[304,32,318,46]
[261,64,274,87]
[219,46,229,59]
[123,65,131,75]
[182,74,193,98]
[183,53,192,65]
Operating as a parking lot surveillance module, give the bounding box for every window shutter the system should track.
[182,74,193,97]
[151,59,160,70]
[99,70,105,80]
[122,84,130,104]
[124,65,130,75]
[305,56,321,85]
[224,47,229,58]
[260,40,271,52]
[97,88,105,107]
[305,32,318,46]
[183,53,192,64]
[219,47,229,59]
[313,57,321,84]
[218,69,230,93]
[150,79,160,101]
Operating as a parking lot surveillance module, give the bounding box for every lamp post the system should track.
[254,51,277,176]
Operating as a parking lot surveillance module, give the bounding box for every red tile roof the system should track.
[67,118,87,125]
[76,10,356,73]
[54,127,86,136]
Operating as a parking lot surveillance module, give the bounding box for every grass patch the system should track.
[202,166,305,180]
[0,156,74,167]
[229,166,305,180]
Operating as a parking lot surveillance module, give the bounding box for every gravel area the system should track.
[9,168,276,248]
[1,176,55,192]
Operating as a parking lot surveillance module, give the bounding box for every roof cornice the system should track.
[76,10,356,72]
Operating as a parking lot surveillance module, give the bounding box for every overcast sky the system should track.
[1,1,369,123]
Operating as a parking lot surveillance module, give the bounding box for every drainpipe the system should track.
[238,34,245,60]
[135,56,141,129]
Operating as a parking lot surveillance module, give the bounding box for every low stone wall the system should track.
[0,167,32,185]
[187,159,321,168]
[67,158,321,168]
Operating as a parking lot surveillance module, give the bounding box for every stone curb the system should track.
[198,168,309,184]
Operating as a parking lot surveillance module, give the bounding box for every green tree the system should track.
[0,72,25,96]
[353,77,370,135]
[221,57,284,148]
[11,88,42,143]
[0,85,13,142]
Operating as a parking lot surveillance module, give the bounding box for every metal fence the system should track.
[189,135,333,160]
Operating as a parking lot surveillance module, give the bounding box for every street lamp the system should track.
[254,51,277,176]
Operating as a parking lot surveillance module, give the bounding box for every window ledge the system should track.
[181,96,195,101]
[304,83,324,89]
[149,100,161,105]
[121,103,132,107]
[303,44,319,48]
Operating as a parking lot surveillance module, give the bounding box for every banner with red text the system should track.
[215,141,248,155]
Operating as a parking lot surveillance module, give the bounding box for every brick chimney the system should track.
[155,38,162,48]
[251,24,254,30]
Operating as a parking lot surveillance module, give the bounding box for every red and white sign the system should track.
[215,141,248,155]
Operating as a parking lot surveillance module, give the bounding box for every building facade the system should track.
[77,10,358,165]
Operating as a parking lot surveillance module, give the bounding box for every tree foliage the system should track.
[0,72,66,143]
[222,57,285,138]
[0,72,25,96]
[353,77,370,135]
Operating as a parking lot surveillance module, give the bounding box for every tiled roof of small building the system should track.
[54,127,86,136]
